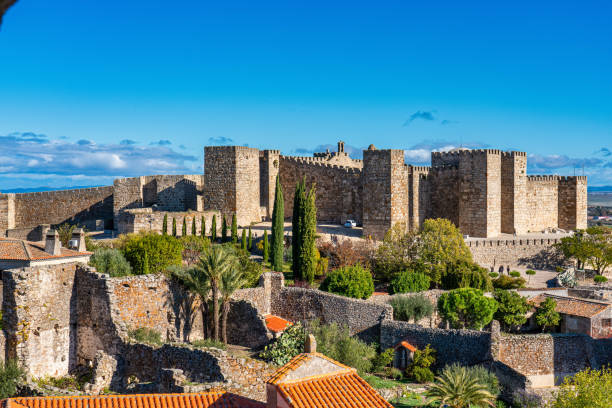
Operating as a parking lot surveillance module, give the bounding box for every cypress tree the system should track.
[172,218,177,237]
[300,185,317,283]
[222,215,228,242]
[241,229,247,250]
[231,214,238,244]
[192,217,197,235]
[271,175,284,271]
[292,178,306,279]
[248,226,252,250]
[201,216,206,237]
[162,214,168,235]
[263,231,269,264]
[182,218,187,236]
[211,215,217,241]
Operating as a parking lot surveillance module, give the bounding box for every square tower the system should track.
[362,148,408,240]
[501,151,528,234]
[203,146,261,226]
[559,176,587,231]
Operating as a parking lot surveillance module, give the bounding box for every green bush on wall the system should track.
[389,271,431,294]
[320,265,374,299]
[121,233,182,275]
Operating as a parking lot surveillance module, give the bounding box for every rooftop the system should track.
[530,294,611,318]
[0,238,91,262]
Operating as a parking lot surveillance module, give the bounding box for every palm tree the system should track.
[196,245,235,341]
[426,364,496,408]
[220,267,246,344]
[168,265,211,340]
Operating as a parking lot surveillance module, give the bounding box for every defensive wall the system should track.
[116,208,220,236]
[467,237,569,270]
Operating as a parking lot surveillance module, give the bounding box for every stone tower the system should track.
[362,147,408,240]
[558,176,588,231]
[501,151,528,234]
[259,149,281,219]
[203,146,261,226]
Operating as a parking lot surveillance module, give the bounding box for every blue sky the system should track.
[1,0,611,189]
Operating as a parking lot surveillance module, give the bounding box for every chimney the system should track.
[71,228,87,252]
[45,229,61,255]
[305,334,317,353]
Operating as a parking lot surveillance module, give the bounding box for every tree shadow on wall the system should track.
[164,279,199,342]
[518,247,568,271]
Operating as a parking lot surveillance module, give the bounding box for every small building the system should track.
[264,314,293,338]
[393,339,417,370]
[530,294,612,339]
[0,229,90,270]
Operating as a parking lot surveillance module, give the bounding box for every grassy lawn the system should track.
[363,374,408,389]
[391,397,433,407]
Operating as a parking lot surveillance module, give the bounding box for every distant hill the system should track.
[589,186,612,192]
[0,185,102,194]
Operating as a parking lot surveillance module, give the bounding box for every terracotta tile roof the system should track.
[0,238,90,261]
[394,340,417,352]
[264,315,293,333]
[2,392,264,408]
[267,352,352,385]
[276,370,393,408]
[530,294,611,318]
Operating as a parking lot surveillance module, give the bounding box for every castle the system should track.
[0,142,587,239]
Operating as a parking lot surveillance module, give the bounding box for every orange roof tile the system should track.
[530,294,611,318]
[267,353,352,385]
[276,370,393,408]
[394,340,416,352]
[2,393,264,408]
[0,238,90,262]
[264,315,293,333]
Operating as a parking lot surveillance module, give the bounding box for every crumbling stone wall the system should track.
[2,262,80,377]
[116,208,220,235]
[279,156,362,224]
[1,187,113,231]
[467,237,566,269]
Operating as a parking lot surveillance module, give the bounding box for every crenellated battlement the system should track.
[1,185,113,198]
[280,155,362,174]
[466,237,564,248]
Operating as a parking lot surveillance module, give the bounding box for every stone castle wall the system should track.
[0,187,113,233]
[467,237,567,269]
[279,156,363,225]
[426,166,460,225]
[116,208,220,235]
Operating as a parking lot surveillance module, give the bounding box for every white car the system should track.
[344,220,357,228]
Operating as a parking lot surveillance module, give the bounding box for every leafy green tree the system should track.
[222,215,228,242]
[595,275,608,284]
[180,235,211,266]
[222,243,263,288]
[121,233,182,275]
[297,185,317,283]
[192,218,197,236]
[211,215,217,241]
[389,270,431,294]
[492,275,526,289]
[408,344,436,383]
[426,364,496,408]
[441,261,493,291]
[231,213,238,244]
[220,267,246,344]
[534,297,560,332]
[588,232,612,274]
[555,231,593,269]
[320,265,374,299]
[549,367,612,408]
[196,245,236,341]
[172,217,177,237]
[182,218,187,236]
[201,216,206,237]
[419,218,473,270]
[526,269,536,284]
[271,175,285,271]
[89,248,132,277]
[162,214,168,235]
[241,228,247,250]
[437,288,498,330]
[57,223,76,247]
[0,360,24,399]
[493,289,529,332]
[373,223,419,282]
[292,179,306,277]
[391,294,434,323]
[263,230,269,263]
[248,226,252,250]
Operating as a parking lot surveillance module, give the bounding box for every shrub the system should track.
[438,288,498,330]
[260,322,304,366]
[427,364,496,407]
[493,289,528,332]
[56,223,76,247]
[389,270,430,294]
[372,224,418,281]
[180,235,211,265]
[128,327,162,345]
[534,297,560,332]
[320,264,374,299]
[223,244,263,288]
[191,339,226,350]
[407,344,436,383]
[318,238,373,271]
[509,271,521,278]
[390,294,434,323]
[121,233,182,275]
[549,367,612,408]
[383,367,403,380]
[492,275,526,289]
[89,248,132,277]
[512,389,543,408]
[441,261,493,291]
[489,272,499,278]
[467,364,500,398]
[595,275,608,283]
[371,348,395,373]
[308,320,376,375]
[0,360,24,399]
